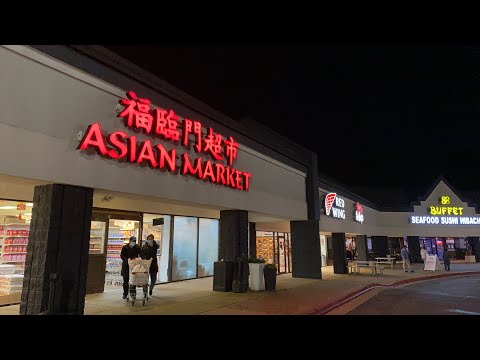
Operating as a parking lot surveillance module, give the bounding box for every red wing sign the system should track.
[325,193,337,216]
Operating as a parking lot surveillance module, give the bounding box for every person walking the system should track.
[420,246,428,263]
[141,234,159,296]
[120,236,142,299]
[443,250,451,271]
[401,244,414,273]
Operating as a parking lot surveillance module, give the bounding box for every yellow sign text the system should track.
[429,206,463,216]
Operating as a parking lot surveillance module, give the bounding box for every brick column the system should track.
[218,210,248,261]
[407,236,422,263]
[290,220,321,279]
[355,235,368,261]
[249,222,256,258]
[20,184,93,315]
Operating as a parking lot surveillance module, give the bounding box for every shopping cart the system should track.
[127,258,152,306]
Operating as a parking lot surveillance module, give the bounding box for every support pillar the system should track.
[20,184,93,315]
[291,220,321,279]
[219,210,249,261]
[407,236,422,263]
[248,222,256,259]
[355,235,368,261]
[371,236,388,257]
[332,232,348,274]
[467,237,480,262]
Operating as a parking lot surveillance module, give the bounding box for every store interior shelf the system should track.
[4,236,28,238]
[3,252,27,254]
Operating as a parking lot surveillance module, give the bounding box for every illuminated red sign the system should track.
[354,202,364,223]
[78,91,252,191]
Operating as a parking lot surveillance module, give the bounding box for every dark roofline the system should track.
[317,174,380,211]
[30,45,313,174]
[410,175,480,213]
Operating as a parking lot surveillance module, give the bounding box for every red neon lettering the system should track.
[154,108,180,141]
[106,131,128,159]
[203,128,223,160]
[243,172,252,191]
[215,163,226,185]
[136,140,157,168]
[180,153,203,179]
[203,161,216,182]
[127,136,137,163]
[78,123,108,156]
[226,167,236,188]
[235,170,243,190]
[224,136,239,166]
[156,144,176,172]
[118,91,153,133]
[182,119,202,152]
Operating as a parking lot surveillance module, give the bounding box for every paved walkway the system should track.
[1,261,479,315]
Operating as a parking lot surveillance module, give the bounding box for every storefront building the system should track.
[320,177,480,274]
[1,45,480,314]
[0,45,322,313]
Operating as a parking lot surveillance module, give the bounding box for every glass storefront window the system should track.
[158,215,171,283]
[198,218,219,277]
[256,231,274,263]
[89,221,106,255]
[142,214,170,284]
[172,217,198,281]
[0,200,33,304]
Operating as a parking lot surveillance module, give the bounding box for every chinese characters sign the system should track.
[78,91,252,191]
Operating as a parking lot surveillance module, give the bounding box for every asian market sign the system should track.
[77,91,252,191]
[410,195,480,225]
[324,193,345,220]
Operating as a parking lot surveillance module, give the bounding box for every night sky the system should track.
[104,44,480,198]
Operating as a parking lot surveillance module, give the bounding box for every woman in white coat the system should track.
[420,246,428,263]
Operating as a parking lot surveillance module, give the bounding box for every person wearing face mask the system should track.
[120,236,142,299]
[141,234,159,296]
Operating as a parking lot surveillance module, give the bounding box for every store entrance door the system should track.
[275,232,291,274]
[86,209,143,294]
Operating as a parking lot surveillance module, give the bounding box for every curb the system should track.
[305,271,480,315]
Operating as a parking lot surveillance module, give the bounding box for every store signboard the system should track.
[324,193,345,220]
[429,196,464,215]
[78,91,252,191]
[354,202,364,224]
[424,254,441,271]
[410,215,480,225]
[410,194,480,225]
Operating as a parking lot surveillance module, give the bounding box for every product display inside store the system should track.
[105,219,140,289]
[256,231,274,263]
[0,200,32,303]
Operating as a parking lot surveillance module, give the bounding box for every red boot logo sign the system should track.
[324,193,337,216]
[354,202,364,223]
[324,193,346,219]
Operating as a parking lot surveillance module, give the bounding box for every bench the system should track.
[350,261,384,275]
[375,257,396,270]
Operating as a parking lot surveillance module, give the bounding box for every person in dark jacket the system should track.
[120,236,142,299]
[141,234,160,296]
[443,250,451,271]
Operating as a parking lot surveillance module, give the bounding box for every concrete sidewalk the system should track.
[1,262,479,315]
